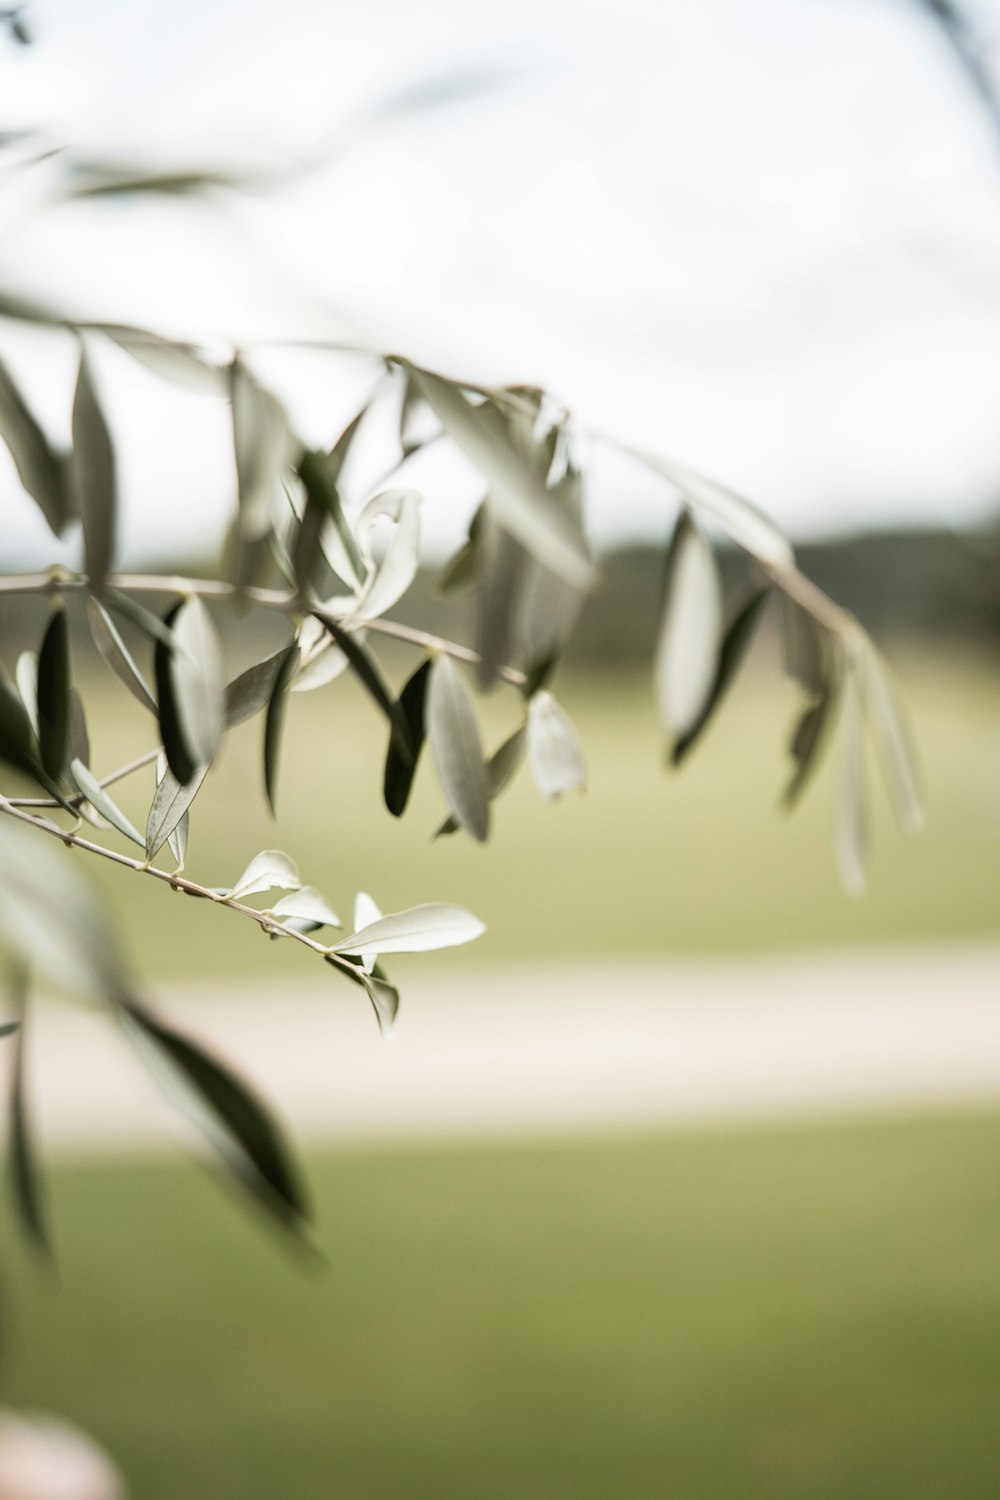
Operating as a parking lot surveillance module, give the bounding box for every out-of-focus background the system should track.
[3,1,1000,1497]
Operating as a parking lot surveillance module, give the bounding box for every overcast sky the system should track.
[3,0,1000,566]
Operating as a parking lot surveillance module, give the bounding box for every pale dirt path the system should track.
[23,945,1000,1158]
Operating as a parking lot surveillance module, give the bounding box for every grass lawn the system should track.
[53,638,1000,990]
[2,1110,1000,1499]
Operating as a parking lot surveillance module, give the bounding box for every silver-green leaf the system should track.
[427,655,490,842]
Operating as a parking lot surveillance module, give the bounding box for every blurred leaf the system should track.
[15,650,37,738]
[310,610,412,762]
[362,971,400,1038]
[70,759,144,848]
[100,325,225,395]
[224,647,288,728]
[86,597,155,713]
[354,488,421,621]
[269,887,341,928]
[782,599,829,695]
[71,349,117,594]
[435,725,526,837]
[0,1022,18,1038]
[226,849,300,902]
[383,659,431,818]
[231,360,292,543]
[330,902,485,957]
[36,607,70,781]
[0,353,71,535]
[526,692,586,801]
[289,636,349,694]
[291,490,327,599]
[67,689,90,770]
[859,652,924,837]
[427,655,489,842]
[0,817,128,997]
[477,514,527,689]
[672,586,770,766]
[119,997,310,1235]
[155,598,225,785]
[410,368,594,590]
[351,891,383,972]
[6,973,50,1259]
[837,671,868,897]
[399,374,431,458]
[105,589,178,651]
[630,448,794,571]
[146,759,206,861]
[263,643,300,815]
[653,512,724,749]
[297,445,365,591]
[0,664,40,779]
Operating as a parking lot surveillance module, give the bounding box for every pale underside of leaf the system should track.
[630,448,795,572]
[653,513,724,745]
[226,849,301,902]
[331,902,485,957]
[426,654,490,842]
[526,692,587,801]
[837,671,869,898]
[146,760,207,861]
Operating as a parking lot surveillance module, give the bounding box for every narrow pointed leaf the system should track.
[0,1022,19,1039]
[672,586,770,765]
[101,324,225,395]
[231,360,292,541]
[526,692,586,801]
[0,353,71,535]
[630,448,795,571]
[36,607,71,780]
[427,655,489,841]
[146,760,206,861]
[0,667,40,779]
[15,651,38,738]
[226,850,301,902]
[354,489,421,622]
[155,598,225,784]
[119,997,310,1233]
[435,726,526,837]
[87,597,156,713]
[654,512,724,748]
[859,653,924,836]
[331,903,485,957]
[70,759,144,847]
[353,891,383,972]
[263,643,300,815]
[383,659,431,817]
[837,672,869,897]
[410,368,594,589]
[68,689,90,769]
[224,647,289,728]
[7,978,50,1259]
[298,447,365,589]
[362,972,400,1038]
[269,887,341,928]
[290,638,349,693]
[72,349,117,593]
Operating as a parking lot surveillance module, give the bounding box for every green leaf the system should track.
[526,692,586,801]
[7,976,50,1259]
[0,353,71,536]
[653,512,724,749]
[383,659,431,818]
[297,447,365,590]
[87,598,157,714]
[268,887,341,928]
[36,607,71,781]
[837,671,868,897]
[409,368,594,590]
[0,665,40,780]
[476,514,528,689]
[146,759,207,861]
[0,1021,19,1039]
[70,758,144,848]
[435,726,526,837]
[291,489,328,599]
[72,348,117,594]
[672,586,770,765]
[362,972,400,1038]
[225,647,289,728]
[263,644,300,815]
[310,611,412,763]
[155,598,225,784]
[226,850,301,902]
[426,655,489,842]
[100,324,225,395]
[628,447,795,571]
[118,997,310,1234]
[231,360,292,543]
[68,688,90,770]
[330,902,485,957]
[0,817,128,998]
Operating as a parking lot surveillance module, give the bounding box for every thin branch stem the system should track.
[6,747,160,808]
[0,795,361,979]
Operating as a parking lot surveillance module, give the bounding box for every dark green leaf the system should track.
[72,349,117,594]
[225,648,289,728]
[0,353,71,535]
[263,644,300,815]
[672,587,770,765]
[427,655,489,841]
[310,611,412,763]
[782,680,840,810]
[119,997,310,1234]
[0,664,39,780]
[36,607,71,781]
[383,659,431,818]
[0,1022,19,1038]
[291,490,327,599]
[7,976,50,1259]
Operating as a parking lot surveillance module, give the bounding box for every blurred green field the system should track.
[3,1110,1000,1499]
[61,636,1000,986]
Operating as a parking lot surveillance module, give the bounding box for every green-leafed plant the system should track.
[0,8,925,1250]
